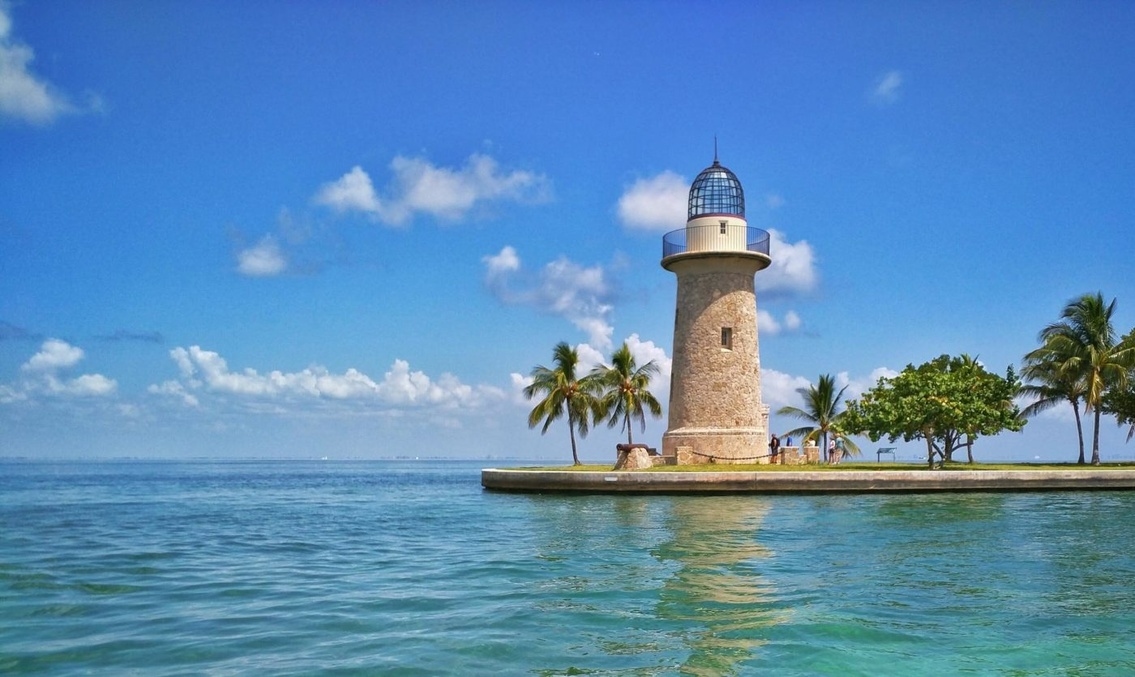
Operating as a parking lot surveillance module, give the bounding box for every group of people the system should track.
[768,433,845,464]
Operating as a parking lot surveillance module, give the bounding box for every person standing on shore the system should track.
[769,434,780,464]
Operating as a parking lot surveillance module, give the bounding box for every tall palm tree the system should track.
[777,374,860,462]
[592,342,663,444]
[1020,345,1088,464]
[1034,293,1133,465]
[523,342,600,465]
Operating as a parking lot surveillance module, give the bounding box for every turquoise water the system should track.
[2,461,1134,675]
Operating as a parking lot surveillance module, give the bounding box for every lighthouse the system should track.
[661,156,772,464]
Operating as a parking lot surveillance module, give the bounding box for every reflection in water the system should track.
[653,496,782,676]
[521,494,785,675]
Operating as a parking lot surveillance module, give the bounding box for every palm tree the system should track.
[1034,293,1134,465]
[523,342,600,465]
[777,374,860,462]
[1020,345,1088,464]
[592,342,663,444]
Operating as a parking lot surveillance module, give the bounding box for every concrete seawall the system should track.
[481,468,1135,494]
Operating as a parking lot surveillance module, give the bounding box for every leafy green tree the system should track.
[592,342,663,444]
[777,374,860,462]
[1104,382,1135,443]
[843,355,1024,469]
[1029,293,1133,464]
[523,342,600,465]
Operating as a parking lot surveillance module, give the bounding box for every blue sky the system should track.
[3,1,1134,462]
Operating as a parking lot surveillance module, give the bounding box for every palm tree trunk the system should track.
[1072,402,1085,464]
[568,410,580,465]
[625,411,633,445]
[1091,408,1101,465]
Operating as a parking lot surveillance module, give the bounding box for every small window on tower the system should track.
[719,220,728,234]
[721,327,733,350]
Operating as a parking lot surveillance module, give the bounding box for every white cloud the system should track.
[314,154,550,226]
[0,5,83,124]
[757,309,803,336]
[23,338,84,371]
[2,339,117,400]
[158,346,504,412]
[0,383,25,404]
[236,235,287,277]
[314,165,381,214]
[49,372,116,396]
[761,369,813,411]
[617,171,688,231]
[508,371,533,406]
[482,245,520,279]
[872,70,903,105]
[148,380,200,408]
[756,229,818,299]
[758,310,781,335]
[483,247,615,349]
[575,342,607,374]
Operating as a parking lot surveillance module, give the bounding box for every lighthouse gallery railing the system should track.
[662,224,771,258]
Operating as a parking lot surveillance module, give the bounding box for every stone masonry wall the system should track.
[663,255,767,463]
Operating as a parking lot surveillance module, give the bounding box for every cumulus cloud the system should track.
[756,228,818,299]
[50,372,116,396]
[22,338,84,371]
[314,154,550,226]
[156,346,504,412]
[483,246,615,349]
[508,371,533,406]
[0,4,88,124]
[758,309,803,336]
[2,339,117,400]
[148,380,199,408]
[314,165,380,214]
[761,369,814,411]
[236,234,287,277]
[482,245,520,279]
[617,171,688,231]
[872,70,903,105]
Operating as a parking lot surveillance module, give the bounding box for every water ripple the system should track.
[4,461,1135,675]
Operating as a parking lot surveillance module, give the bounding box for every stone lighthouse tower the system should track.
[661,156,772,464]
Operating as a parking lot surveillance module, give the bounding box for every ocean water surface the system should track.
[2,460,1134,675]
